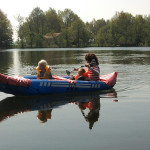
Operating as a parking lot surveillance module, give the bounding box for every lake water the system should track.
[0,47,150,150]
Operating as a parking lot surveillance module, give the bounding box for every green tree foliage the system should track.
[17,7,45,48]
[110,12,134,46]
[144,15,150,46]
[133,15,146,46]
[96,22,112,46]
[0,9,13,49]
[58,9,80,47]
[58,9,78,28]
[69,18,90,47]
[45,8,62,33]
[16,15,26,48]
[16,8,150,48]
[95,11,150,47]
[86,19,106,44]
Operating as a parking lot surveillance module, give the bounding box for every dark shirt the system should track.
[76,76,85,80]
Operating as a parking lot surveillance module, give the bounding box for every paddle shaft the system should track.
[66,65,84,76]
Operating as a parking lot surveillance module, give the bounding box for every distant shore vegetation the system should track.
[0,9,13,49]
[1,7,150,49]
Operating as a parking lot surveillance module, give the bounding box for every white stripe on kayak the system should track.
[40,82,43,86]
[51,85,69,87]
[40,82,101,89]
[76,86,91,88]
[52,83,69,85]
[48,82,51,86]
[51,85,91,88]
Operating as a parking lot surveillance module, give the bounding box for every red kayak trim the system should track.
[0,73,32,87]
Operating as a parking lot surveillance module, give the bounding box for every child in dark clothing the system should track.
[76,68,86,80]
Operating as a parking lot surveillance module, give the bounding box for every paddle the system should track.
[66,65,84,76]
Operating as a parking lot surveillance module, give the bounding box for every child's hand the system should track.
[70,75,75,80]
[74,68,78,71]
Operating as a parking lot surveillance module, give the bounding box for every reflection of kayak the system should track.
[0,72,118,96]
[0,91,117,123]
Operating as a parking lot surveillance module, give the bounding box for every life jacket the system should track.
[82,102,93,110]
[75,69,88,80]
[36,65,52,79]
[37,110,52,122]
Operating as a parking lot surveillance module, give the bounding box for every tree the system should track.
[16,15,26,48]
[43,8,63,47]
[16,8,150,48]
[58,9,79,47]
[86,19,106,45]
[28,7,45,47]
[69,18,90,47]
[45,8,62,33]
[144,15,150,46]
[110,11,134,46]
[58,9,78,28]
[96,23,112,46]
[133,15,146,46]
[0,9,13,49]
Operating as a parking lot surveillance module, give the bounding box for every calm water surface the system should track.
[0,47,150,150]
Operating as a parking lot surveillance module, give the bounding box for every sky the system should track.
[1,0,150,40]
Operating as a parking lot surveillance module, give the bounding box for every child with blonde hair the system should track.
[36,59,52,79]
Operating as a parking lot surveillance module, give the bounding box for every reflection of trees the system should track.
[23,50,150,65]
[95,50,150,65]
[0,97,31,122]
[111,50,150,65]
[1,49,150,76]
[14,50,84,66]
[0,50,84,75]
[0,52,13,74]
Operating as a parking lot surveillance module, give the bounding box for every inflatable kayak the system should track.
[0,72,118,96]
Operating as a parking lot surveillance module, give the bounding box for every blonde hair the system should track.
[38,59,48,67]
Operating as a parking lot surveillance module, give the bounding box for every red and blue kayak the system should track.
[0,72,118,96]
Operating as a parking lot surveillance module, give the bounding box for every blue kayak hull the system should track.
[0,73,117,96]
[0,79,112,96]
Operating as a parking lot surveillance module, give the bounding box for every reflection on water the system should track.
[1,48,150,76]
[1,48,149,95]
[76,97,100,130]
[1,48,150,149]
[0,50,86,76]
[0,90,117,130]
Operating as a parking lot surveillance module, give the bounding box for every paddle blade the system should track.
[66,70,71,76]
